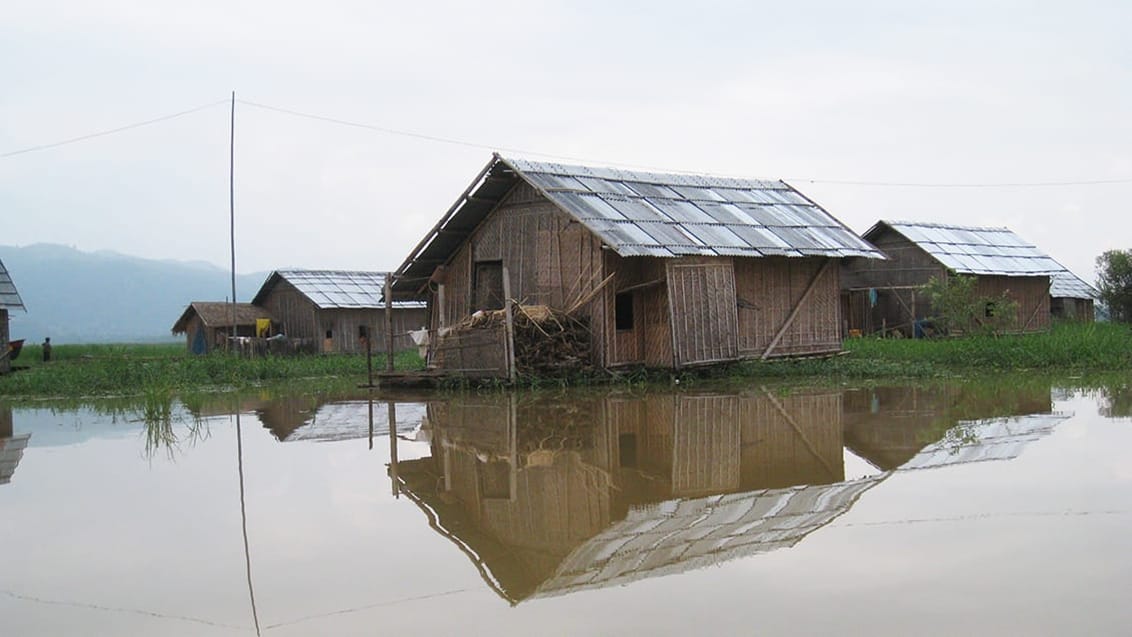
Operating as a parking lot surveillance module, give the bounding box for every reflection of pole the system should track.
[367,393,374,451]
[235,411,261,636]
[388,401,399,497]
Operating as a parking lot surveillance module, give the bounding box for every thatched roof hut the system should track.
[171,301,273,354]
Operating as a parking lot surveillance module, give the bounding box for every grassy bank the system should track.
[1,343,425,398]
[733,320,1132,380]
[3,321,1130,397]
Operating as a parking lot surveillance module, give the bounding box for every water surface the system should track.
[1,380,1129,635]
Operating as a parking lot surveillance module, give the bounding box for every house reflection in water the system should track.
[397,383,1066,603]
[398,389,878,603]
[255,397,427,443]
[0,405,31,486]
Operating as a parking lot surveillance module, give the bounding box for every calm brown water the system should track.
[1,380,1130,635]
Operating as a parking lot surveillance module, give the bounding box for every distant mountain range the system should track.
[0,244,270,344]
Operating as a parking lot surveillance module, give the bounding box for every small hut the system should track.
[1050,269,1097,322]
[0,259,26,374]
[392,154,883,376]
[842,220,1061,336]
[251,270,427,354]
[171,302,273,354]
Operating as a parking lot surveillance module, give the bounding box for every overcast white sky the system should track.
[2,1,1129,282]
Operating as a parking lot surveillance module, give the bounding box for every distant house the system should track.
[392,154,883,374]
[0,259,26,374]
[251,270,427,354]
[1050,269,1098,322]
[171,302,273,354]
[842,221,1062,336]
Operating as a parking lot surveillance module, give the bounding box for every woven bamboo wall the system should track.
[976,274,1051,333]
[429,183,609,369]
[734,256,842,357]
[259,280,319,341]
[842,228,945,289]
[432,323,510,378]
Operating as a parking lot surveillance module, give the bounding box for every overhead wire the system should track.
[0,99,229,158]
[4,96,1132,189]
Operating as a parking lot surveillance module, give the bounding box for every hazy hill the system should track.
[0,244,270,344]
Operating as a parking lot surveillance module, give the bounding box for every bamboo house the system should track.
[252,270,427,354]
[841,220,1063,336]
[392,154,884,376]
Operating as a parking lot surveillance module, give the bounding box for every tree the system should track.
[1096,249,1132,323]
[921,273,1018,336]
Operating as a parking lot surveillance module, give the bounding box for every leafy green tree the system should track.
[1096,249,1132,323]
[921,274,1018,336]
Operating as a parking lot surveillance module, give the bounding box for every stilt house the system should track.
[1049,269,1097,322]
[0,259,26,374]
[392,154,883,374]
[841,221,1062,336]
[171,302,273,354]
[252,270,427,354]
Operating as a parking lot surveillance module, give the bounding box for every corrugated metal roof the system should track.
[0,259,26,311]
[1050,269,1098,300]
[508,157,883,260]
[393,154,884,296]
[255,270,427,309]
[872,220,1063,277]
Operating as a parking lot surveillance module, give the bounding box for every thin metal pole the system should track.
[228,90,237,353]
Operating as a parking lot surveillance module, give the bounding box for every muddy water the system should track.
[1,380,1130,635]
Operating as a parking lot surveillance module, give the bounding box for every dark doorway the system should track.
[473,261,505,311]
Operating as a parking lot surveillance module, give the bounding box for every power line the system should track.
[5,96,1132,189]
[788,177,1132,188]
[236,98,615,165]
[238,99,1132,189]
[0,99,229,158]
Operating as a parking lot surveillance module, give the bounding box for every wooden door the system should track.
[667,261,739,367]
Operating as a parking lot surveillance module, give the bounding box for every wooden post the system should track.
[228,91,237,354]
[502,265,517,382]
[437,284,446,328]
[384,272,395,373]
[388,401,399,497]
[365,328,374,387]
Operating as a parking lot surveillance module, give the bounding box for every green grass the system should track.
[731,320,1132,381]
[1,343,425,398]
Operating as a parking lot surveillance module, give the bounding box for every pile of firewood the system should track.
[454,304,593,375]
[511,304,593,375]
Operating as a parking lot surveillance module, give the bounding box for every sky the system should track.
[2,1,1130,283]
